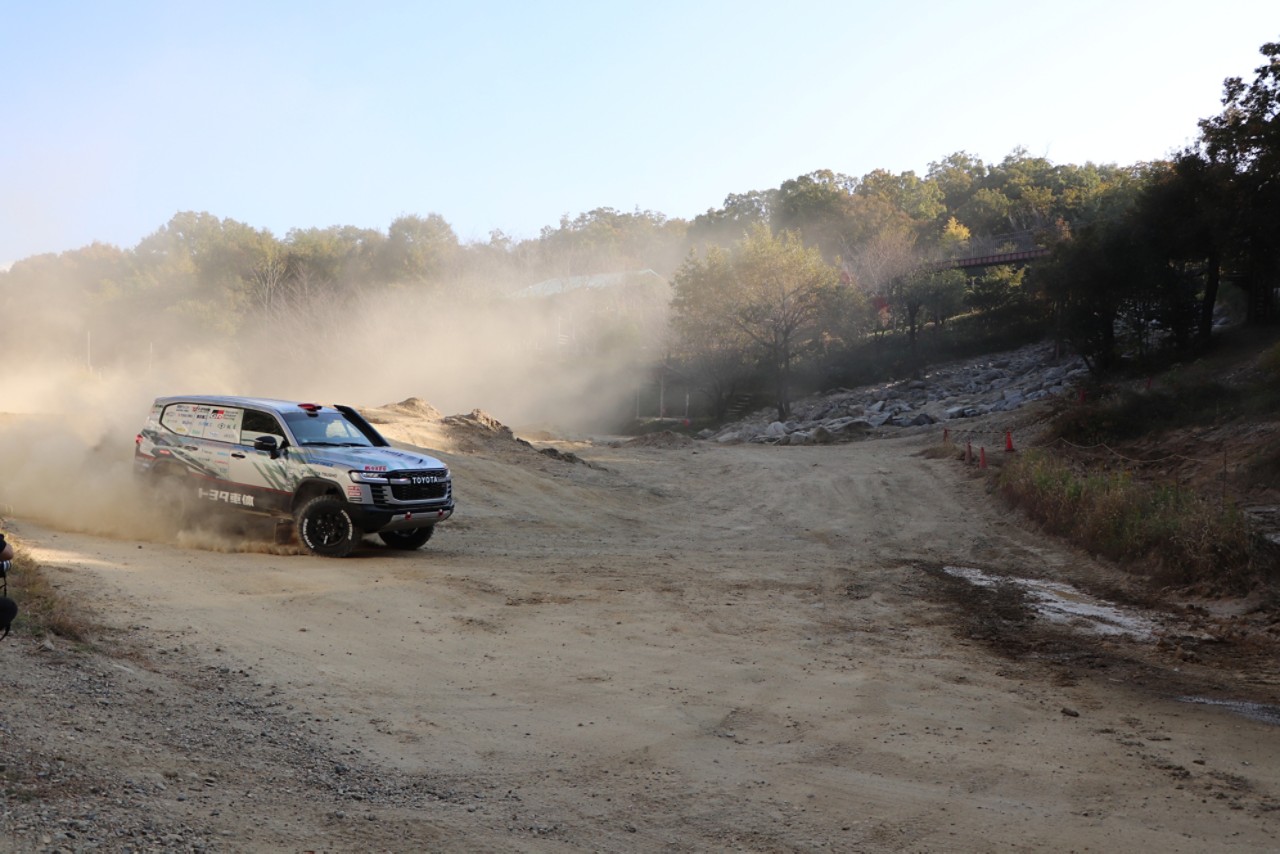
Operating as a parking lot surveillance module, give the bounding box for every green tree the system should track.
[1134,153,1234,347]
[672,225,841,420]
[384,213,459,283]
[1198,39,1280,324]
[771,170,859,260]
[927,152,988,212]
[536,207,687,278]
[669,246,754,418]
[285,225,387,296]
[938,216,971,259]
[688,190,774,249]
[134,211,281,333]
[888,267,966,367]
[955,187,1014,235]
[0,242,133,363]
[966,264,1026,320]
[732,226,843,419]
[856,168,946,223]
[1035,219,1149,374]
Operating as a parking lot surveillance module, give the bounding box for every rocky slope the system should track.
[703,342,1088,445]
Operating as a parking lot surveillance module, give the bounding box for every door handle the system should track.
[231,452,246,459]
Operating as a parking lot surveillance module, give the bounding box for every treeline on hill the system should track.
[3,40,1277,424]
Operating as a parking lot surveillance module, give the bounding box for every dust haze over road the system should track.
[0,275,664,546]
[2,392,1280,850]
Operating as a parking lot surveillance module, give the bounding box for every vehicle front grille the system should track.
[369,469,451,507]
[390,481,450,501]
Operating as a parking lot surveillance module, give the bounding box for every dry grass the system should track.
[4,550,93,642]
[988,329,1280,593]
[997,450,1255,591]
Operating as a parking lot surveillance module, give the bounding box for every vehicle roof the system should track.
[152,395,347,415]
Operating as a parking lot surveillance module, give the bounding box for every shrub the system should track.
[1050,383,1241,444]
[998,450,1255,590]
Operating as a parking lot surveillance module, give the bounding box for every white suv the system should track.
[134,396,453,557]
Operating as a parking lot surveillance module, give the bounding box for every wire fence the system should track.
[938,406,1059,449]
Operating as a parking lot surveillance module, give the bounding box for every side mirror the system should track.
[253,435,281,458]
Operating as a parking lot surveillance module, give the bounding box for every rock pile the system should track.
[702,343,1088,445]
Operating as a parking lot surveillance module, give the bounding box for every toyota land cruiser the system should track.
[134,396,453,557]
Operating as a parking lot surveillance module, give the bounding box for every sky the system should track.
[2,0,1277,268]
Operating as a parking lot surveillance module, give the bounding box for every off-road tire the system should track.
[378,527,434,550]
[152,467,197,526]
[296,495,359,558]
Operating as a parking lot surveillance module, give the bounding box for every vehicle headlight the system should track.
[349,471,389,484]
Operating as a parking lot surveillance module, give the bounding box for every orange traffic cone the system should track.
[1005,431,1015,452]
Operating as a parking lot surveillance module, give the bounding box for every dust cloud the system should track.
[0,274,669,545]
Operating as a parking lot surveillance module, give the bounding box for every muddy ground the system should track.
[2,407,1280,852]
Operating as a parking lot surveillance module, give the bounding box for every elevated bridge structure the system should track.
[941,230,1052,271]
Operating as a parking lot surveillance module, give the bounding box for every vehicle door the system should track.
[226,407,297,514]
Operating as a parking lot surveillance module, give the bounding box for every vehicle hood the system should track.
[298,444,448,473]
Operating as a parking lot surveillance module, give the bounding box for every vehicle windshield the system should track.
[283,410,375,447]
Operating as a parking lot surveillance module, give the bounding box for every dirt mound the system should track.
[365,396,443,423]
[625,430,694,449]
[358,398,451,451]
[387,396,443,419]
[538,446,604,469]
[442,408,513,438]
[365,403,600,472]
[439,409,553,464]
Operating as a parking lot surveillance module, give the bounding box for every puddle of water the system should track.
[942,566,1159,641]
[941,567,1280,728]
[1178,696,1280,726]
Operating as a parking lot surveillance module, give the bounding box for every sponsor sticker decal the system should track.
[198,488,255,507]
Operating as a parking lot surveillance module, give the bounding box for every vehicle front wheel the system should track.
[296,495,359,557]
[378,527,434,550]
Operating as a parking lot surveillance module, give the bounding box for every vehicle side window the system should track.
[159,403,243,443]
[241,409,286,446]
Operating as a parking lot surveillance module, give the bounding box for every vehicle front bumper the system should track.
[350,503,454,533]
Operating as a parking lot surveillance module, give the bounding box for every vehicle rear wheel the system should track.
[152,467,197,525]
[378,527,434,550]
[296,495,359,557]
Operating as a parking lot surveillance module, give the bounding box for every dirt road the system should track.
[3,415,1280,852]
